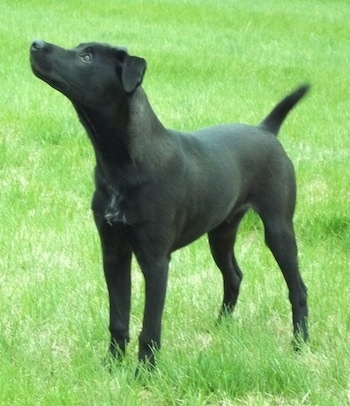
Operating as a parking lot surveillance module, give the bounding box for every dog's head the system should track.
[30,40,146,107]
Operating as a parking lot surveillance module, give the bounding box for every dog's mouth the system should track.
[30,53,69,94]
[30,58,53,82]
[30,41,52,73]
[30,46,54,78]
[30,40,65,91]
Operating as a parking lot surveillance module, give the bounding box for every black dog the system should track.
[30,40,309,369]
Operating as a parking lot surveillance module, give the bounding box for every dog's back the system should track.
[168,86,310,250]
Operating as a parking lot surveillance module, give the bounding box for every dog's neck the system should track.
[73,98,130,163]
[72,87,178,183]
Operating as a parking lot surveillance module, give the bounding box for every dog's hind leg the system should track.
[208,210,246,319]
[260,212,308,346]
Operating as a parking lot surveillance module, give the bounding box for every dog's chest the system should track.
[104,187,128,225]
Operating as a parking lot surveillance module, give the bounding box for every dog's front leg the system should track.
[136,254,170,370]
[95,216,133,361]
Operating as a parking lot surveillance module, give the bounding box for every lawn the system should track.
[0,0,349,404]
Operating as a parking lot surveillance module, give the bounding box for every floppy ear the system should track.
[121,55,147,93]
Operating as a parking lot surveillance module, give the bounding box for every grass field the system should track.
[1,0,349,404]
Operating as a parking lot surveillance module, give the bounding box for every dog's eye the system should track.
[80,53,92,63]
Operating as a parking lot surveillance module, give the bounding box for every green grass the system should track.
[1,0,350,404]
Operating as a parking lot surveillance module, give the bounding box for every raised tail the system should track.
[259,84,310,136]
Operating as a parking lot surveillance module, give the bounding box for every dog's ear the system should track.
[120,55,147,93]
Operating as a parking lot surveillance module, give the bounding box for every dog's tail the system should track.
[259,84,310,136]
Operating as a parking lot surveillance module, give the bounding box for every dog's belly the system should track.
[171,218,223,251]
[172,201,243,251]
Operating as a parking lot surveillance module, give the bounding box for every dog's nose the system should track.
[31,40,47,51]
